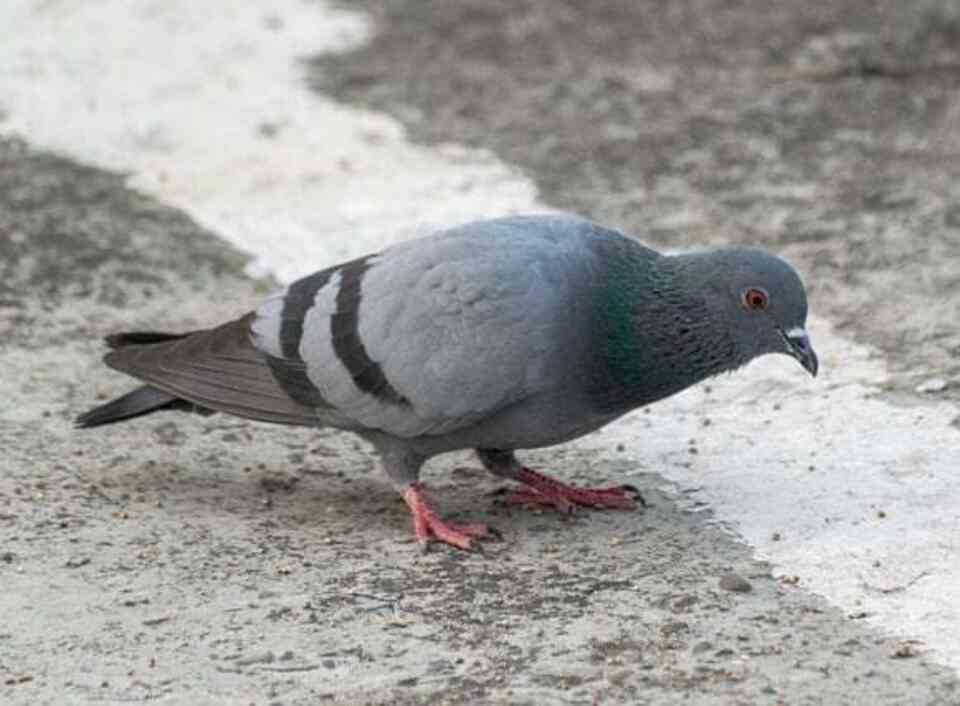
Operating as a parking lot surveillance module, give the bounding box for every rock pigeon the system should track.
[77,215,818,549]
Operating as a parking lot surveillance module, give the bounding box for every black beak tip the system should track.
[784,329,818,378]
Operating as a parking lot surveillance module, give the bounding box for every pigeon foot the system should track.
[506,468,644,512]
[400,483,498,550]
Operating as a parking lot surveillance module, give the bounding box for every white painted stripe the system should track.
[583,331,960,668]
[0,0,536,283]
[3,0,960,673]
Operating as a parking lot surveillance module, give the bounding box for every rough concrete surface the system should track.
[1,139,956,705]
[2,1,960,705]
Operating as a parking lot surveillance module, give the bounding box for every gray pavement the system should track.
[3,1,960,704]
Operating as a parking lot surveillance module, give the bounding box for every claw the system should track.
[618,484,648,507]
[485,525,504,541]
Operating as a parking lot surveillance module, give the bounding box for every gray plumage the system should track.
[78,215,818,548]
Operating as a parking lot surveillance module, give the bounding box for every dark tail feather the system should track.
[78,329,207,428]
[105,331,194,349]
[75,385,213,428]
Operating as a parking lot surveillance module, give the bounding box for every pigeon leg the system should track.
[477,449,643,512]
[377,440,493,550]
[400,483,496,550]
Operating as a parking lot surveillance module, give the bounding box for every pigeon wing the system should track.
[251,220,593,438]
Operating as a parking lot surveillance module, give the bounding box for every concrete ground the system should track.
[2,1,960,704]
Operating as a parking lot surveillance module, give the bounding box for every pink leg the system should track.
[400,483,496,550]
[506,468,642,512]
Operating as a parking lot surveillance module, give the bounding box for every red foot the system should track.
[400,483,496,550]
[506,468,643,512]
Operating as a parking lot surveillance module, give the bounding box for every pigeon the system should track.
[77,215,818,549]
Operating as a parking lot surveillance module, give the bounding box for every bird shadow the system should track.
[84,454,667,551]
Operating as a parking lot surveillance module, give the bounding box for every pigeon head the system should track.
[699,248,818,377]
[592,242,817,413]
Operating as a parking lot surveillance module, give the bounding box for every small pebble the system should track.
[142,616,171,627]
[234,650,276,666]
[893,641,918,659]
[915,378,947,394]
[719,572,752,593]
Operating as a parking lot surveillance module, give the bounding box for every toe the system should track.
[505,489,576,513]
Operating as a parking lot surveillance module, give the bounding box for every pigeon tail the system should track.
[75,385,211,428]
[77,328,213,428]
[83,315,321,427]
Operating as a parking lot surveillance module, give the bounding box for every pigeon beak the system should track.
[782,327,819,377]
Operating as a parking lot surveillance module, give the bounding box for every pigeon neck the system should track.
[591,252,739,413]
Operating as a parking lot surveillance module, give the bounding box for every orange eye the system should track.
[742,287,769,311]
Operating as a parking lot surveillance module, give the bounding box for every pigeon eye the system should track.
[741,287,769,312]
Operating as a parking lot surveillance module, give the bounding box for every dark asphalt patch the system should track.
[0,137,250,313]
